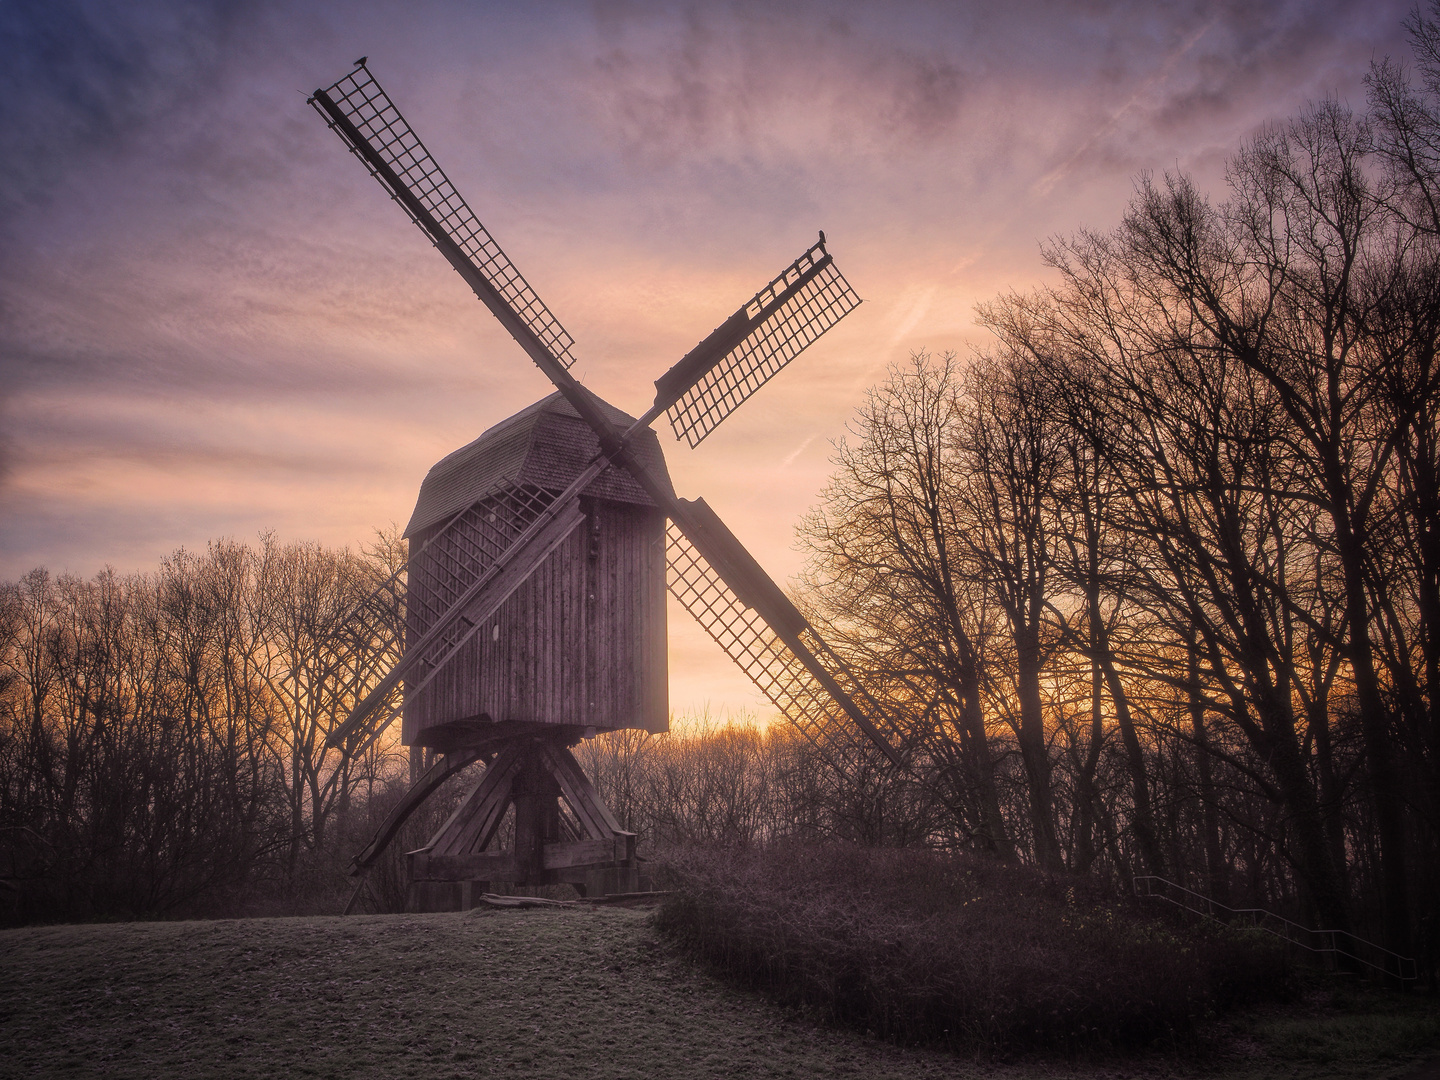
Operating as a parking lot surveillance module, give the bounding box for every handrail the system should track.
[1133,875,1418,982]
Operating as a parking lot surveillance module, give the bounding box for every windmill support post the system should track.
[404,733,642,912]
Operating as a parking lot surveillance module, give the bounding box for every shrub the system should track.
[654,843,1290,1054]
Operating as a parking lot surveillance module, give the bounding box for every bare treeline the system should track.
[779,25,1440,966]
[575,715,939,852]
[3,14,1439,977]
[0,535,407,920]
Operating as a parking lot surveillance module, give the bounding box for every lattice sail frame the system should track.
[313,64,578,370]
[320,482,560,752]
[311,572,407,753]
[666,242,861,447]
[406,484,557,641]
[665,523,903,780]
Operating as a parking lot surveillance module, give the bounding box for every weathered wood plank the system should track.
[347,746,485,874]
[547,744,626,836]
[539,743,611,839]
[541,838,618,870]
[443,760,520,856]
[427,743,523,855]
[476,893,576,908]
[406,491,667,740]
[412,851,519,882]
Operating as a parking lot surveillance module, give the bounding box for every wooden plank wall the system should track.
[404,495,667,743]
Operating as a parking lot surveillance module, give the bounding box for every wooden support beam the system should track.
[412,851,519,882]
[405,735,640,900]
[540,837,633,870]
[540,744,611,839]
[348,746,486,875]
[542,743,626,837]
[429,743,524,856]
[412,841,634,881]
[511,748,562,882]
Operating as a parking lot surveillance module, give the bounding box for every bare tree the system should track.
[799,353,1011,855]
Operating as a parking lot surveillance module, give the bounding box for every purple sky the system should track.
[0,0,1416,714]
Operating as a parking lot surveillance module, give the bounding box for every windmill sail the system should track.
[309,568,407,756]
[317,479,556,752]
[311,60,903,780]
[654,240,861,447]
[310,64,579,372]
[664,503,907,774]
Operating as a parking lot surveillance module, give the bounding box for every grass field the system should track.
[1,905,1436,1080]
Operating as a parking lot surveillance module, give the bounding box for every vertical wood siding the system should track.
[404,493,668,744]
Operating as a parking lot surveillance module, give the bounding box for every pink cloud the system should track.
[0,0,1418,714]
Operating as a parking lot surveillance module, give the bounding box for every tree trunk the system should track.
[1090,596,1162,874]
[1015,620,1060,869]
[1188,638,1228,905]
[1334,506,1410,958]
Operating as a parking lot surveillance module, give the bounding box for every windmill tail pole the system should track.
[345,747,487,877]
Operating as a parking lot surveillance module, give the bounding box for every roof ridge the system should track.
[403,393,671,539]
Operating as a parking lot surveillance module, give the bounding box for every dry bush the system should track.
[655,842,1291,1054]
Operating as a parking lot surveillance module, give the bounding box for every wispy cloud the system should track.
[781,435,816,467]
[1031,17,1216,199]
[0,0,1417,703]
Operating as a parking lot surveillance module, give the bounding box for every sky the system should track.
[0,0,1418,717]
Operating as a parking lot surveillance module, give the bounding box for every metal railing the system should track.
[1133,875,1418,982]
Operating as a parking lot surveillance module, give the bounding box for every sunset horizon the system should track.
[1,0,1415,717]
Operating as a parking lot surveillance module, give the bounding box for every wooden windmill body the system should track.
[310,61,908,912]
[405,394,671,749]
[400,397,669,906]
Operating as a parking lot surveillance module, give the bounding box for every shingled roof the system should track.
[404,392,675,538]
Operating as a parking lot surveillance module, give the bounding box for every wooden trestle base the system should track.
[403,735,646,913]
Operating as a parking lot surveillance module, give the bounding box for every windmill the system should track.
[309,60,906,910]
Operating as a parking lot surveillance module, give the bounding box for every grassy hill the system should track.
[0,904,1435,1079]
